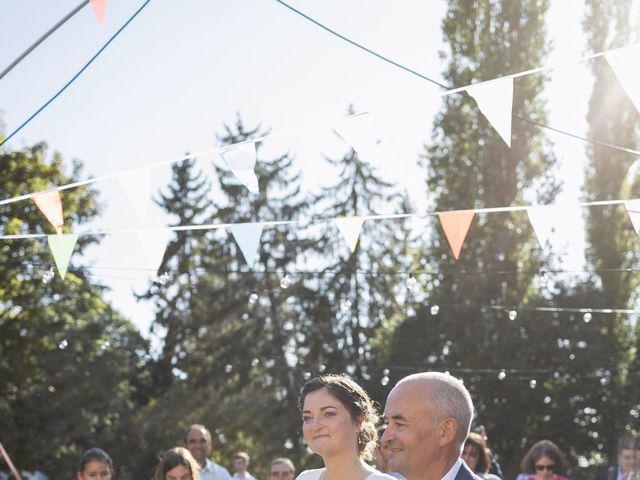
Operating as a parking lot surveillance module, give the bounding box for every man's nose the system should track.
[380,427,392,444]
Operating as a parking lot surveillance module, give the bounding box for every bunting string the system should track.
[0,111,369,207]
[273,0,640,153]
[0,197,635,240]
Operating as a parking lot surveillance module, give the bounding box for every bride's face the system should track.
[302,387,361,459]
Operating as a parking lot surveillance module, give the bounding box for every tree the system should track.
[0,141,147,478]
[579,0,640,468]
[297,135,414,389]
[127,115,314,477]
[380,1,569,477]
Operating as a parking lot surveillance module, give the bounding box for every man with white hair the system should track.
[381,372,481,480]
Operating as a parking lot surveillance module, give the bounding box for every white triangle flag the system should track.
[605,45,640,114]
[220,142,259,194]
[117,167,151,225]
[335,216,365,252]
[334,113,382,168]
[137,229,172,272]
[230,222,264,267]
[527,206,556,247]
[625,199,640,234]
[466,77,513,147]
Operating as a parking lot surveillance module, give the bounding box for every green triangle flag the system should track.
[47,234,78,280]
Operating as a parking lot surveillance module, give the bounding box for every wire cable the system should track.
[0,0,152,148]
[273,0,448,89]
[273,0,640,157]
[0,1,89,82]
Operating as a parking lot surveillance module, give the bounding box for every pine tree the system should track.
[297,130,414,386]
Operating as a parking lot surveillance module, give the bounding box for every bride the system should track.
[296,374,396,480]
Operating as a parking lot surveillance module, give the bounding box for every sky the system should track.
[0,0,596,337]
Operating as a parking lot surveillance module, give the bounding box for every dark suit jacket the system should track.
[455,461,485,480]
[595,466,617,480]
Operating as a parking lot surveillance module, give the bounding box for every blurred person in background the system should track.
[267,458,295,480]
[596,435,639,480]
[519,440,569,480]
[461,433,501,480]
[154,447,200,480]
[77,448,113,480]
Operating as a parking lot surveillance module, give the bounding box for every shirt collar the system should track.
[202,459,215,473]
[442,458,464,480]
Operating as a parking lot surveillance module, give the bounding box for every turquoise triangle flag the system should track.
[47,234,78,280]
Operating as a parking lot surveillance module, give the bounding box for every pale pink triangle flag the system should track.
[437,210,475,260]
[31,189,64,235]
[625,199,640,234]
[90,0,108,25]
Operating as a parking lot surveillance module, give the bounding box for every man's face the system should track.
[185,427,212,466]
[268,463,294,480]
[233,458,247,473]
[381,381,441,479]
[619,449,635,474]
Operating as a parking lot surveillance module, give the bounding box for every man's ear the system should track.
[438,418,458,446]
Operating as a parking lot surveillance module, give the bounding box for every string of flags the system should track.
[5,191,640,281]
[275,0,640,148]
[2,19,640,281]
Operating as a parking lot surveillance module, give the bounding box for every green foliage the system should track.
[0,142,147,478]
[580,0,640,467]
[377,1,585,477]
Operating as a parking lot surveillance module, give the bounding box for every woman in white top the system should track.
[296,374,396,480]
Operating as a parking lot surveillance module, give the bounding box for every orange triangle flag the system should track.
[31,189,64,235]
[89,0,108,25]
[437,210,475,260]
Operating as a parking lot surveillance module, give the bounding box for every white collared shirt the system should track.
[442,458,464,480]
[201,459,232,480]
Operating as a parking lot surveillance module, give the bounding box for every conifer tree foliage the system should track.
[138,155,212,395]
[379,1,571,476]
[185,116,314,467]
[579,0,640,467]
[126,116,315,477]
[0,142,147,479]
[297,143,413,387]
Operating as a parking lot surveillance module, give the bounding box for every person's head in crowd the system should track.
[77,448,113,480]
[520,440,568,480]
[184,424,213,469]
[381,372,474,480]
[373,426,391,473]
[232,452,250,475]
[462,432,492,474]
[267,458,295,480]
[155,447,200,480]
[616,435,638,475]
[300,374,379,461]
